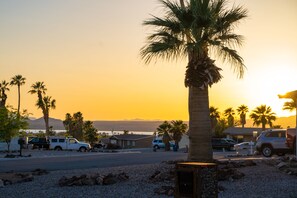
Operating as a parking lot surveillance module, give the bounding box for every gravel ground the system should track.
[0,159,296,198]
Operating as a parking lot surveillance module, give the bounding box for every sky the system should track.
[0,0,297,121]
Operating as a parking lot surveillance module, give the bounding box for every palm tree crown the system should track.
[224,107,235,127]
[141,0,247,161]
[250,105,276,131]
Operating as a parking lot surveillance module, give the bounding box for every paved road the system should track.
[0,150,188,172]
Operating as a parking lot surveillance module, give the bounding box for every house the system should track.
[109,134,154,149]
[223,127,263,142]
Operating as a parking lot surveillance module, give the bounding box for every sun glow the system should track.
[246,57,297,117]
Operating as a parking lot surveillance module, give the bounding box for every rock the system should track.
[59,172,129,187]
[276,162,288,170]
[154,186,174,196]
[32,169,49,175]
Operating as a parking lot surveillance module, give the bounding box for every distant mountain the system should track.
[27,115,296,131]
[27,118,166,132]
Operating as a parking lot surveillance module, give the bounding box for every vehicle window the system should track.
[158,140,162,143]
[51,139,57,143]
[59,139,65,143]
[280,131,285,137]
[69,139,76,144]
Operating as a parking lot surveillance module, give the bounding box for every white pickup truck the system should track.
[49,137,91,152]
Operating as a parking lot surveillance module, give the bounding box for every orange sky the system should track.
[0,0,297,121]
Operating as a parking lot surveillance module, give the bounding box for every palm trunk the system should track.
[17,85,20,115]
[44,113,50,136]
[187,86,213,162]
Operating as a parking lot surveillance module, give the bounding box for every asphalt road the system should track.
[0,150,188,173]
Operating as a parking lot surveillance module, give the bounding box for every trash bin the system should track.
[175,162,218,198]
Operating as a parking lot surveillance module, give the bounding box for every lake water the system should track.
[23,129,155,136]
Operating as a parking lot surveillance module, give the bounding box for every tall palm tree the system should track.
[237,104,248,128]
[250,105,276,131]
[0,80,10,107]
[141,0,247,161]
[170,120,188,149]
[28,82,51,134]
[156,121,172,151]
[210,106,220,135]
[10,75,26,115]
[224,107,235,127]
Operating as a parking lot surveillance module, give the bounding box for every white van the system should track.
[49,137,91,152]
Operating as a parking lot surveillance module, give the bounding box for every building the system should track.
[223,127,263,142]
[109,134,154,149]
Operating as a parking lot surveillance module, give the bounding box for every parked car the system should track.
[49,137,91,152]
[286,128,296,154]
[211,138,235,151]
[152,139,175,149]
[234,142,255,154]
[28,137,50,149]
[255,129,292,157]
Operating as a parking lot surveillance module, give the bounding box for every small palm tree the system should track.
[141,0,247,161]
[210,106,220,135]
[156,121,172,151]
[170,120,188,149]
[0,80,10,107]
[10,75,26,115]
[237,105,248,128]
[250,105,276,131]
[224,107,235,127]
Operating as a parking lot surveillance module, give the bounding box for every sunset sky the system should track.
[0,0,297,121]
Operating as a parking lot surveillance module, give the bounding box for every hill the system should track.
[27,115,296,131]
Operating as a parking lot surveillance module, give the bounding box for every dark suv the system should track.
[211,138,235,151]
[28,137,50,149]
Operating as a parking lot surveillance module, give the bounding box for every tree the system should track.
[169,120,188,149]
[156,121,172,151]
[210,106,220,136]
[0,107,28,152]
[0,80,10,108]
[63,112,84,140]
[10,75,26,116]
[141,0,247,161]
[249,105,276,131]
[29,82,56,135]
[279,90,297,128]
[237,105,248,128]
[224,107,235,127]
[83,121,98,146]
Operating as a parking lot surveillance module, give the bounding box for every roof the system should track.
[110,134,154,141]
[223,127,263,136]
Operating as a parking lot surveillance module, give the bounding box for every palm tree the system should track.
[0,80,10,107]
[224,107,235,127]
[42,96,56,135]
[141,0,247,161]
[249,105,276,131]
[210,106,220,135]
[156,121,172,151]
[10,75,26,115]
[237,104,248,128]
[29,82,51,135]
[170,120,188,149]
[279,90,297,128]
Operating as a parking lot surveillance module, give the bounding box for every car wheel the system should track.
[262,146,273,157]
[79,147,87,152]
[55,146,62,151]
[153,145,159,149]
